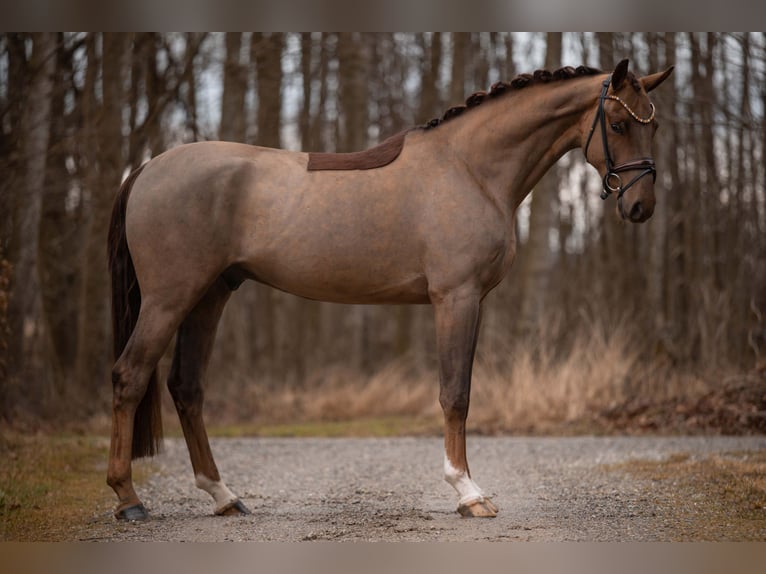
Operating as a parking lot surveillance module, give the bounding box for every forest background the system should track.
[1,32,764,434]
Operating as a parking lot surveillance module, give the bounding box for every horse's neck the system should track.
[445,76,602,211]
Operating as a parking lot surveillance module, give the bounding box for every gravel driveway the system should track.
[80,435,766,541]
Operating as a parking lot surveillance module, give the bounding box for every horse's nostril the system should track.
[630,201,644,221]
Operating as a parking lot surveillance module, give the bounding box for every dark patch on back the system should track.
[307,130,408,171]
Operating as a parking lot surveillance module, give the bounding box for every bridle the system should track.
[583,77,657,204]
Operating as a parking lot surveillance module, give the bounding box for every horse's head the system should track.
[582,59,673,223]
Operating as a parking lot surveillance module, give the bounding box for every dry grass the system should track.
[0,433,113,541]
[199,316,727,435]
[470,326,638,432]
[216,360,442,426]
[607,450,766,540]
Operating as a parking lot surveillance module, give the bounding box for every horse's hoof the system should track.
[216,499,252,516]
[483,497,499,514]
[457,498,498,518]
[115,503,149,521]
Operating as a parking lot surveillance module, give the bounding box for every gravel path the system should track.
[81,435,766,541]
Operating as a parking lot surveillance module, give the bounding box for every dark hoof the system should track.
[115,503,149,521]
[216,499,252,516]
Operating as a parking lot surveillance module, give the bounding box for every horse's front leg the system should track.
[432,286,498,518]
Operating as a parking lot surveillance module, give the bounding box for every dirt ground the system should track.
[77,435,766,541]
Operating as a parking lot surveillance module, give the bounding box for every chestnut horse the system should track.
[107,59,673,520]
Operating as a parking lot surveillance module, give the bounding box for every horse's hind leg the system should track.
[108,301,187,520]
[432,286,498,518]
[167,277,250,516]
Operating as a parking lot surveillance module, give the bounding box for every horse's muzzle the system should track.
[628,200,653,222]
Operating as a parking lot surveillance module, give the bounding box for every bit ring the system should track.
[605,172,623,192]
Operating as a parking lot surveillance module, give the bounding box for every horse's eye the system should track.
[610,122,624,135]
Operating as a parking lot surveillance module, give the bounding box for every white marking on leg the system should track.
[195,473,238,513]
[444,455,485,506]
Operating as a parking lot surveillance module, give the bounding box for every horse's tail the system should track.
[107,163,163,459]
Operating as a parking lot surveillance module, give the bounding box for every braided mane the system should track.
[307,65,605,171]
[422,65,602,130]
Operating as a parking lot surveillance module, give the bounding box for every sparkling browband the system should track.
[605,95,656,124]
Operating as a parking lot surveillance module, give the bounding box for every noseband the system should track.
[584,77,657,202]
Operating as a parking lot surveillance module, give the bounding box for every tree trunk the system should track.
[688,32,724,367]
[127,33,166,168]
[0,35,28,258]
[76,33,130,405]
[299,33,314,151]
[182,33,204,142]
[6,32,57,409]
[644,33,668,341]
[417,32,442,123]
[39,33,81,385]
[660,33,690,363]
[252,33,286,383]
[337,32,373,373]
[0,35,28,392]
[471,32,489,91]
[449,33,468,105]
[212,32,256,389]
[220,33,247,143]
[596,33,638,312]
[253,33,284,149]
[516,32,562,335]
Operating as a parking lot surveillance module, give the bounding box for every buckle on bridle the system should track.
[604,172,623,195]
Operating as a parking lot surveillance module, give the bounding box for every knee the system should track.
[439,391,469,420]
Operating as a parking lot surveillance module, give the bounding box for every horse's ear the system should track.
[641,66,674,92]
[611,59,630,91]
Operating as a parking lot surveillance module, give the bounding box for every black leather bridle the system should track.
[583,77,657,204]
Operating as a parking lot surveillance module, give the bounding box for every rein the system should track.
[583,77,657,204]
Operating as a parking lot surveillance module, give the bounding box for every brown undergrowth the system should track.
[27,316,763,438]
[196,319,765,437]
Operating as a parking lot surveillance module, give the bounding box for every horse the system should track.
[106,59,673,521]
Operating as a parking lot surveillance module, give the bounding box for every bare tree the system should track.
[449,33,468,106]
[6,33,57,408]
[39,33,82,385]
[220,33,247,143]
[417,32,443,123]
[75,33,131,404]
[517,32,563,334]
[252,33,286,382]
